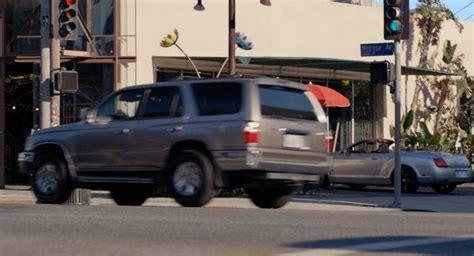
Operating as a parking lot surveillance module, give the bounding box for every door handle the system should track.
[166,126,183,132]
[119,128,130,134]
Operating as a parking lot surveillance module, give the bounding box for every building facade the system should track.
[0,0,472,185]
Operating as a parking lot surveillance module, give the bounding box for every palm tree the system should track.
[410,0,463,127]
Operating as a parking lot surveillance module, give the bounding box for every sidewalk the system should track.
[1,184,473,213]
[0,185,394,212]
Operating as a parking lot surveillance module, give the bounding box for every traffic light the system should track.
[384,0,409,40]
[370,61,394,86]
[52,0,79,40]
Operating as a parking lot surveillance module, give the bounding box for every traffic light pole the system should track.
[40,0,51,129]
[51,38,61,127]
[392,39,402,207]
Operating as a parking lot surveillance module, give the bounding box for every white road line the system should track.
[282,234,474,256]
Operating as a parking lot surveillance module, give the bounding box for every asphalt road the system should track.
[0,204,473,256]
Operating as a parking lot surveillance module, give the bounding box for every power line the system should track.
[454,0,473,15]
[465,14,473,19]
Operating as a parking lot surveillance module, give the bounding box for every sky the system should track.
[374,0,474,20]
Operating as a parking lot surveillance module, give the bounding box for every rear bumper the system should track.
[212,149,329,176]
[418,167,472,185]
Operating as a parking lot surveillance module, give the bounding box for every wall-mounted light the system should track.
[194,0,205,11]
[260,0,271,6]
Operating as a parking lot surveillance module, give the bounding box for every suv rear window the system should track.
[259,85,317,121]
[192,82,242,116]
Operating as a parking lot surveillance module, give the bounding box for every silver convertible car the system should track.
[328,139,472,194]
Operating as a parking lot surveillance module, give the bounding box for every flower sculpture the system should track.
[160,29,201,78]
[160,29,179,48]
[217,31,254,77]
[235,32,254,50]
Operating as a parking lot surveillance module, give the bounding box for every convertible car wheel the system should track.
[431,184,456,194]
[401,168,419,193]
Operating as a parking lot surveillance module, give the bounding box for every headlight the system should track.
[24,136,33,150]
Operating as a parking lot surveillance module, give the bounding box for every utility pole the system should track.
[51,38,60,127]
[228,0,236,75]
[40,0,51,129]
[383,0,409,208]
[0,0,5,189]
[392,40,402,207]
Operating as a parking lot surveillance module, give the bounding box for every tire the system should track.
[319,175,331,189]
[32,154,72,204]
[168,150,216,207]
[401,167,419,193]
[349,184,366,190]
[247,186,294,209]
[110,185,152,206]
[431,184,456,194]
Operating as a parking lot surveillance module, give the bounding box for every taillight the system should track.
[242,121,260,143]
[433,158,448,168]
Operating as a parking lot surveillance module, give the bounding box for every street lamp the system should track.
[194,0,271,76]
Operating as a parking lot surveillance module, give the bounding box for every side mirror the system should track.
[79,108,90,121]
[80,108,97,123]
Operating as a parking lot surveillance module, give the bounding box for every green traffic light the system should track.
[389,21,402,32]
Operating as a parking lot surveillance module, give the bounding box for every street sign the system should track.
[360,42,394,57]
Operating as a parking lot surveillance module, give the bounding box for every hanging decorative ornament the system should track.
[160,29,179,48]
[235,31,254,50]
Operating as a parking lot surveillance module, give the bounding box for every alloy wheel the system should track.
[172,162,203,196]
[35,163,60,195]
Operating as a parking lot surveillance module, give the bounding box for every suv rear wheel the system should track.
[32,154,72,204]
[168,150,216,207]
[247,185,294,209]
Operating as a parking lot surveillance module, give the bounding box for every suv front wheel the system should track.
[32,154,72,204]
[168,150,216,207]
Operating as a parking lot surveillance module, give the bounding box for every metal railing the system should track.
[5,131,25,175]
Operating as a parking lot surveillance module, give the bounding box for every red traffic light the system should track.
[66,0,76,6]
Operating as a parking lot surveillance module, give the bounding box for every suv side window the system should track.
[97,89,145,120]
[259,85,317,121]
[143,87,183,119]
[192,82,242,116]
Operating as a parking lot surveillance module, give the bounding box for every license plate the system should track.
[455,171,469,178]
[282,134,308,149]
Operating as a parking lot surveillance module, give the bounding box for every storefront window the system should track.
[91,0,114,56]
[61,64,114,124]
[5,0,41,54]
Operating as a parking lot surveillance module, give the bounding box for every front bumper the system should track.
[17,151,35,175]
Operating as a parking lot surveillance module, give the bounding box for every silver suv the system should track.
[18,77,329,208]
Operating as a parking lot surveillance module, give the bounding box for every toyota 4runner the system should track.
[18,77,329,208]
